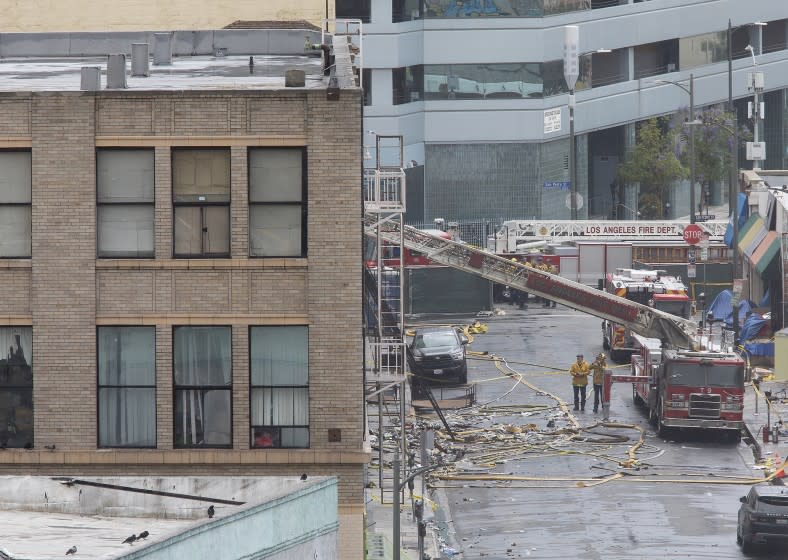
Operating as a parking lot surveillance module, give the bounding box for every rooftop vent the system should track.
[106,54,127,89]
[285,69,306,87]
[131,43,150,77]
[80,66,101,91]
[153,33,173,66]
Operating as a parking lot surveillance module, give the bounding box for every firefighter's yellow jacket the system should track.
[590,358,606,385]
[569,360,590,386]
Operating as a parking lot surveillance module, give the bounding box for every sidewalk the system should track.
[742,371,788,481]
[365,472,444,560]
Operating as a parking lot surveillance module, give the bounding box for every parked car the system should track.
[407,326,469,385]
[737,485,788,552]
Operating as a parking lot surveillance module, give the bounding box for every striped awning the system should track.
[752,230,781,276]
[737,214,767,258]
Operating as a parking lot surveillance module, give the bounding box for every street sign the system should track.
[687,264,696,278]
[699,231,710,250]
[694,214,716,222]
[683,224,703,245]
[700,247,709,261]
[544,108,562,134]
[687,247,696,264]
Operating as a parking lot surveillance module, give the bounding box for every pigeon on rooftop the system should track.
[122,534,137,545]
[138,530,149,540]
[208,505,215,518]
[65,546,77,555]
[300,473,307,481]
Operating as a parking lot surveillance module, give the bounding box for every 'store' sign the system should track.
[683,224,703,245]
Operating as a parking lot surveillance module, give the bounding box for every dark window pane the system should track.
[204,206,230,255]
[0,327,33,449]
[174,389,231,446]
[98,388,156,447]
[98,327,155,385]
[97,149,154,203]
[336,0,370,22]
[98,205,154,258]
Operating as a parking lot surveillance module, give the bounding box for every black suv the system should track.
[407,326,469,385]
[737,485,788,552]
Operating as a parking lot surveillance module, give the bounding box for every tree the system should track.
[616,118,685,219]
[670,106,752,214]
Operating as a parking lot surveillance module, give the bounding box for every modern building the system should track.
[344,0,788,225]
[0,29,366,559]
[0,0,333,31]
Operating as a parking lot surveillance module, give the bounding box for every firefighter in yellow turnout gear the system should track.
[569,354,590,411]
[590,353,607,413]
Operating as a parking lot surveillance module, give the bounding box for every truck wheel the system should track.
[602,336,610,350]
[741,536,753,553]
[728,429,742,444]
[456,365,468,385]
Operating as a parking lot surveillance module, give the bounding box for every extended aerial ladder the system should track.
[363,216,701,350]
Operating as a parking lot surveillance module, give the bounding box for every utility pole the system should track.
[689,73,696,224]
[564,26,579,221]
[727,19,740,343]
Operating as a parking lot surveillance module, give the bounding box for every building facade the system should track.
[0,37,366,559]
[347,0,788,224]
[0,0,333,31]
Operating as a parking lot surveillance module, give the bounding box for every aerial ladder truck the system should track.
[364,217,745,439]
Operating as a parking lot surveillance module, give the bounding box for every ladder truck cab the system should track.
[602,269,691,364]
[630,333,744,441]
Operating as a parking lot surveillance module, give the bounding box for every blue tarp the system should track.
[707,289,754,327]
[724,192,749,247]
[744,342,774,357]
[739,313,768,342]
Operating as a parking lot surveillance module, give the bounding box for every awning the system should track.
[752,230,780,276]
[737,214,767,258]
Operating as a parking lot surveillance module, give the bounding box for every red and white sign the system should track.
[683,224,703,245]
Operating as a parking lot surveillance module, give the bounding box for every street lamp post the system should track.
[728,19,740,344]
[655,75,696,224]
[564,26,580,221]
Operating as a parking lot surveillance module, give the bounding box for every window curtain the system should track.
[98,327,155,447]
[250,326,308,447]
[174,327,231,446]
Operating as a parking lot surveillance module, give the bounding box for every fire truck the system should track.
[602,269,692,363]
[626,333,744,441]
[364,217,744,438]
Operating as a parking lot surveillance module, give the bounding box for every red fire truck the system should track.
[364,218,745,439]
[602,269,691,363]
[625,333,744,441]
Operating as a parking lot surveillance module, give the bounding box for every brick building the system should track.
[0,30,366,558]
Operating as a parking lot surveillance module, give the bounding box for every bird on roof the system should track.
[66,546,77,555]
[300,473,307,481]
[138,530,149,540]
[208,505,215,518]
[122,534,137,545]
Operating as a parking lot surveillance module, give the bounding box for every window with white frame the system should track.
[97,149,155,258]
[97,326,156,447]
[250,326,309,448]
[0,327,33,448]
[173,326,232,447]
[248,148,306,257]
[0,151,31,258]
[172,148,231,257]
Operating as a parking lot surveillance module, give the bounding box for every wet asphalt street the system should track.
[414,304,783,560]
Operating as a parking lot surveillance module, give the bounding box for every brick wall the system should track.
[0,87,365,558]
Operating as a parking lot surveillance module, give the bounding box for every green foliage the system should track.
[616,118,684,218]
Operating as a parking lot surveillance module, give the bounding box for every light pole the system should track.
[564,26,579,221]
[655,75,696,224]
[744,44,765,171]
